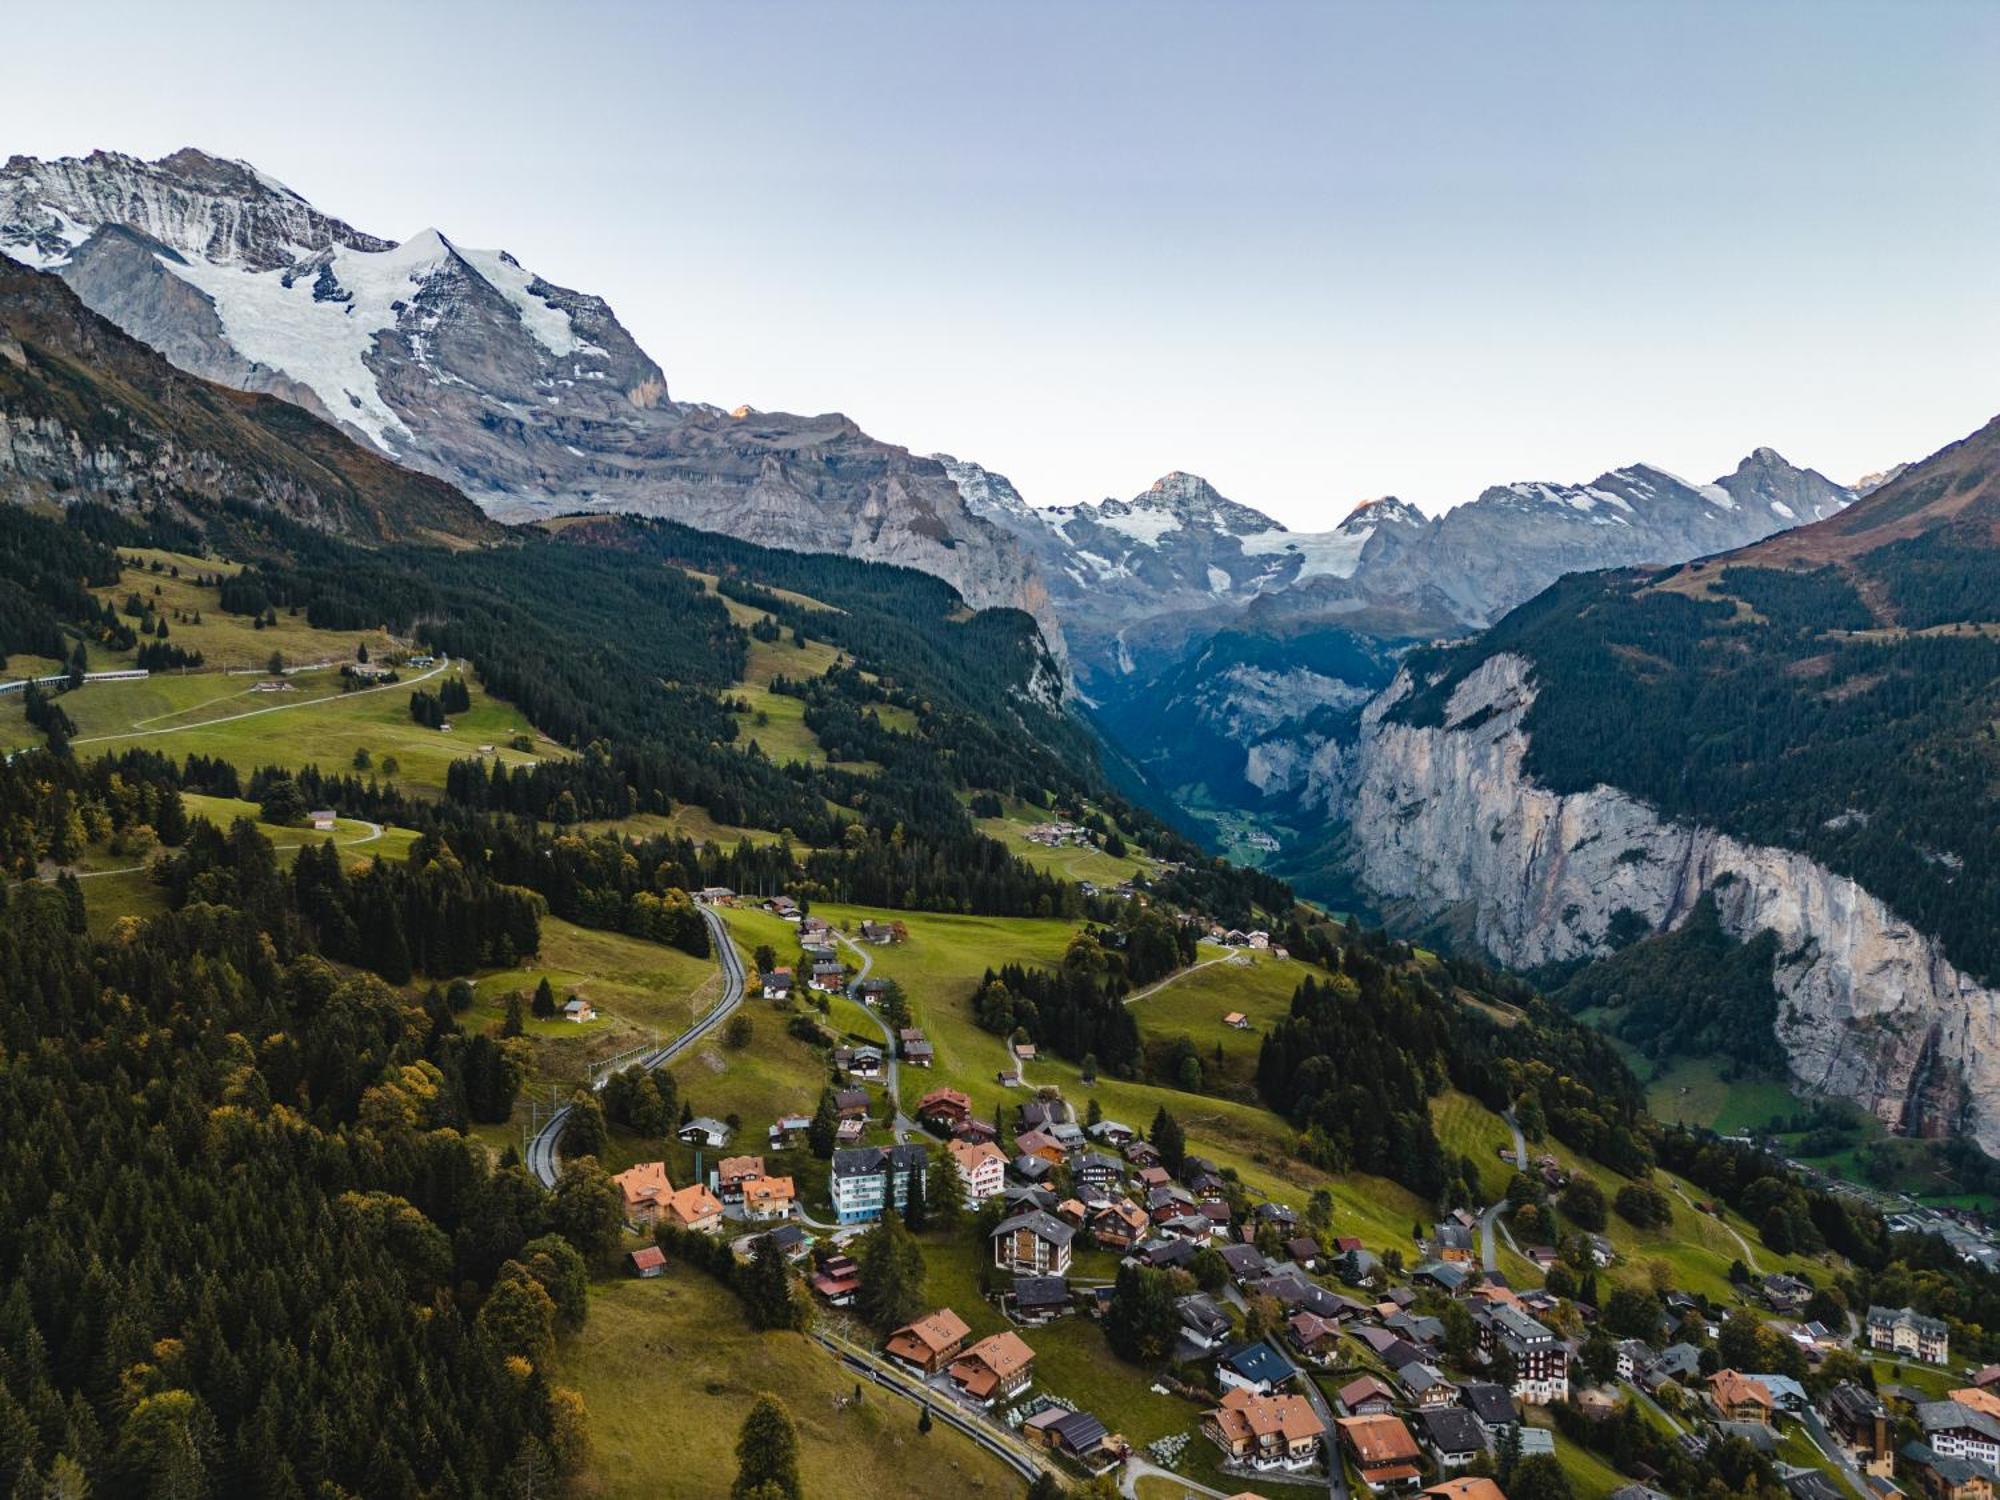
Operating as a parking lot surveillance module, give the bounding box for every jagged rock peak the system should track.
[1338,495,1426,532]
[1126,471,1279,535]
[0,147,392,271]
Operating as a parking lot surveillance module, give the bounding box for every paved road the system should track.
[1478,1109,1530,1273]
[835,929,917,1143]
[1800,1404,1871,1498]
[71,658,452,745]
[527,904,746,1187]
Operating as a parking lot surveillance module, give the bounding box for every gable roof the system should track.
[1337,1413,1421,1465]
[1221,1339,1295,1386]
[993,1208,1076,1247]
[890,1308,972,1356]
[1417,1406,1485,1454]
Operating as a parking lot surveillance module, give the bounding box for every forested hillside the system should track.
[0,750,600,1497]
[1390,413,2000,986]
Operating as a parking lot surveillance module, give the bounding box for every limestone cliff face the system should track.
[1342,653,2000,1150]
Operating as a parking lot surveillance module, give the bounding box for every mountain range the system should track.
[0,148,1050,632]
[1329,411,2000,1150]
[17,142,1998,1152]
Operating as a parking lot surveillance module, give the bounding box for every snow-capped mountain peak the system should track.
[1337,496,1425,533]
[0,147,1049,632]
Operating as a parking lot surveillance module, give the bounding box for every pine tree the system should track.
[503,992,526,1038]
[1149,1105,1185,1176]
[743,1236,801,1331]
[808,1087,839,1159]
[732,1395,802,1500]
[901,1158,929,1233]
[929,1144,965,1230]
[533,977,558,1019]
[855,1215,925,1333]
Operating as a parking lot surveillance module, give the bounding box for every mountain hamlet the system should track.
[7,147,2000,1500]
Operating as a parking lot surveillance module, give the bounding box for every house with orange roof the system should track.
[1089,1198,1150,1251]
[664,1182,724,1234]
[1707,1369,1775,1425]
[885,1309,972,1375]
[611,1161,674,1226]
[1204,1387,1326,1473]
[1422,1480,1507,1500]
[717,1154,765,1202]
[1013,1128,1067,1165]
[1336,1413,1422,1490]
[917,1086,973,1129]
[948,1331,1036,1405]
[742,1175,796,1220]
[949,1137,1008,1203]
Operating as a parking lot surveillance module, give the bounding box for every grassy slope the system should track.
[556,1269,1020,1500]
[807,901,1434,1252]
[2,662,551,796]
[974,796,1156,887]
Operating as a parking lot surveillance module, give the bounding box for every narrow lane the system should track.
[527,904,746,1187]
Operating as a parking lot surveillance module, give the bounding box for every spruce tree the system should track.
[732,1395,802,1500]
[808,1086,839,1159]
[902,1157,929,1233]
[533,977,558,1019]
[1149,1105,1186,1176]
[929,1144,965,1229]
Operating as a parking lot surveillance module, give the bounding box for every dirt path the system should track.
[71,660,450,746]
[1121,954,1237,1006]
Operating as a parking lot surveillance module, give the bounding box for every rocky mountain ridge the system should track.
[0,148,1052,638]
[1307,411,2000,1149]
[0,257,497,543]
[1338,652,2000,1151]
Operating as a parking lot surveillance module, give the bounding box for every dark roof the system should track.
[830,1143,928,1178]
[1417,1406,1486,1455]
[1219,1244,1270,1276]
[1460,1382,1518,1427]
[1048,1409,1108,1452]
[763,1224,808,1250]
[993,1209,1076,1247]
[1380,1338,1428,1371]
[1012,1275,1071,1310]
[1220,1339,1296,1386]
[1177,1293,1232,1336]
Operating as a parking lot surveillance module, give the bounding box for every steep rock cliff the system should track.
[1345,653,1999,1149]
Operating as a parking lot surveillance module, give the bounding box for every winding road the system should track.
[834,929,917,1143]
[1479,1110,1530,1273]
[527,904,747,1187]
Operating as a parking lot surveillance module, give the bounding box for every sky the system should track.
[5,0,1998,526]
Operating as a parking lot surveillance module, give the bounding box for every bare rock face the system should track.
[0,149,1055,644]
[1340,653,2000,1150]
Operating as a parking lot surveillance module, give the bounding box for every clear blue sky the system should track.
[6,0,1997,524]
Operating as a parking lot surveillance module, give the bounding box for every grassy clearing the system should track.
[801,902,1434,1253]
[1125,948,1302,1092]
[90,547,407,671]
[1523,1408,1626,1500]
[556,1268,1019,1500]
[1609,1048,1800,1137]
[7,663,552,796]
[975,796,1156,887]
[467,918,719,1093]
[1432,1088,1522,1201]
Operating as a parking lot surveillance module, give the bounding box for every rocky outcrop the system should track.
[1341,652,2000,1150]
